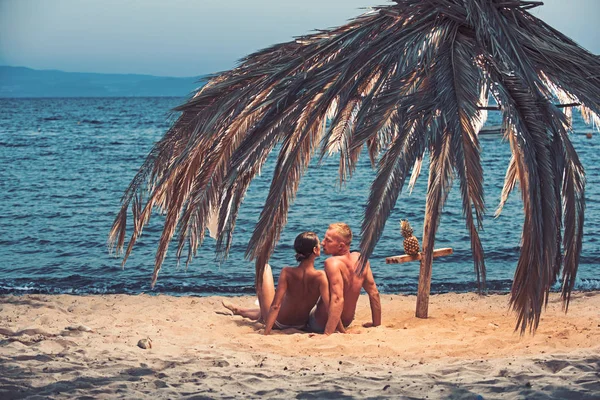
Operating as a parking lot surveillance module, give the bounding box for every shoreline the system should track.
[3,283,600,297]
[1,292,599,398]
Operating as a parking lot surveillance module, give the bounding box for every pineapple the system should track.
[400,220,420,255]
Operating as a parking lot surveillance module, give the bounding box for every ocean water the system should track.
[0,97,598,296]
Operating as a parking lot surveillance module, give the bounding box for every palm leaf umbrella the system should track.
[109,0,599,333]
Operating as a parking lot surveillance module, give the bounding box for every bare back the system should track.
[332,252,366,325]
[316,225,381,334]
[276,267,327,326]
[314,251,374,328]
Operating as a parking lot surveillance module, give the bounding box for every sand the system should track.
[0,292,598,399]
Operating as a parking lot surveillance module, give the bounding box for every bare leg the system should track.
[257,264,275,322]
[222,264,275,322]
[221,301,261,320]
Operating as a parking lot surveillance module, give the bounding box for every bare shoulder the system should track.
[306,268,326,278]
[279,266,295,279]
[324,256,343,271]
[315,269,328,283]
[350,251,367,265]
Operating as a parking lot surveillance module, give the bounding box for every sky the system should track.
[1,0,599,77]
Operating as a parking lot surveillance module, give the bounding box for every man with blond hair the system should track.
[308,222,381,334]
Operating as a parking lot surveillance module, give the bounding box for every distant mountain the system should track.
[0,66,204,98]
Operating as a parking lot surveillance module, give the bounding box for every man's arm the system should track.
[362,262,381,327]
[264,268,289,335]
[315,270,345,334]
[324,259,344,335]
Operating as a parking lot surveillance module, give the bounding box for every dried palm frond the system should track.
[109,0,598,333]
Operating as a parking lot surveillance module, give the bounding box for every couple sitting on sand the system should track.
[224,223,381,335]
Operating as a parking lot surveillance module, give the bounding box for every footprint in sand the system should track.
[536,359,570,374]
[555,329,570,339]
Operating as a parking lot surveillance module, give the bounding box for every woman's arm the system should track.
[263,268,289,335]
[318,271,330,309]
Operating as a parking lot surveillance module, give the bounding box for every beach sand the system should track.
[0,292,598,399]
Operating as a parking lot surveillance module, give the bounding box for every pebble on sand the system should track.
[137,338,152,349]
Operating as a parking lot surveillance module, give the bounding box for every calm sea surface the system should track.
[0,97,598,296]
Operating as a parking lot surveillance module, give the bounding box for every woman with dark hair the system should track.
[223,232,330,334]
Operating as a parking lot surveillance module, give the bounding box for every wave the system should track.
[0,141,29,148]
[2,277,598,297]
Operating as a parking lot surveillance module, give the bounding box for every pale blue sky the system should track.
[1,0,598,77]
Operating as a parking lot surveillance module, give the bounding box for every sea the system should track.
[0,97,598,296]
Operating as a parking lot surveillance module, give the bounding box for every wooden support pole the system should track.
[415,168,439,319]
[386,247,453,318]
[415,220,435,319]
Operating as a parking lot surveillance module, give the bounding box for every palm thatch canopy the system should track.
[109,0,600,333]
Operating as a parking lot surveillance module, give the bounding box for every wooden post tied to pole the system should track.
[385,247,454,319]
[385,248,453,264]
